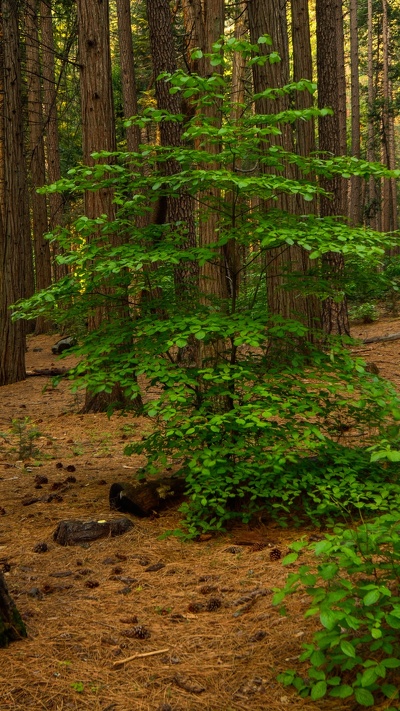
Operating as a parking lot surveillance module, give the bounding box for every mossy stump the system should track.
[0,571,27,647]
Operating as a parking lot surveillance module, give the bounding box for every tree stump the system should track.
[109,477,186,517]
[0,571,27,647]
[53,517,134,546]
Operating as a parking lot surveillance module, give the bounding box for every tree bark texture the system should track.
[0,571,27,646]
[349,0,362,226]
[147,0,198,296]
[381,0,398,236]
[25,0,52,333]
[40,0,67,280]
[116,0,140,153]
[316,0,349,336]
[248,0,319,335]
[366,0,379,229]
[0,0,35,385]
[78,0,134,412]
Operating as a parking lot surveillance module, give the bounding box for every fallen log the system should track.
[53,517,134,546]
[362,331,400,344]
[109,477,186,517]
[0,571,27,647]
[26,367,70,377]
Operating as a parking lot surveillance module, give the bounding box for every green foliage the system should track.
[0,418,43,460]
[349,302,379,324]
[14,40,400,534]
[274,515,400,707]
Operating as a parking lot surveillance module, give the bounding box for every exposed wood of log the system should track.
[25,367,70,377]
[109,477,186,517]
[53,517,134,546]
[0,571,27,647]
[362,332,400,344]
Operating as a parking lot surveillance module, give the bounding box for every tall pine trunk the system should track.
[40,0,66,280]
[0,0,35,385]
[316,0,349,336]
[349,0,362,226]
[381,0,397,235]
[25,0,52,332]
[77,0,132,412]
[116,0,140,154]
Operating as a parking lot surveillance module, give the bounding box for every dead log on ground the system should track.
[53,517,134,546]
[362,332,400,344]
[0,571,27,646]
[109,477,186,517]
[26,367,70,377]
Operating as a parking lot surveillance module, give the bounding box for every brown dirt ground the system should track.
[0,319,399,711]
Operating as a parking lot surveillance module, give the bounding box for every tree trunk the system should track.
[381,0,397,236]
[40,0,67,281]
[248,0,319,335]
[116,0,140,154]
[316,0,349,336]
[25,0,52,333]
[0,571,27,647]
[366,0,379,229]
[349,0,362,226]
[0,0,35,385]
[146,0,198,299]
[77,0,133,412]
[291,0,315,161]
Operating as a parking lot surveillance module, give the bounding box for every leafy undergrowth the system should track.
[0,323,399,710]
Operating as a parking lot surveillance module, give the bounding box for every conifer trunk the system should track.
[26,0,52,332]
[0,0,35,385]
[316,0,349,336]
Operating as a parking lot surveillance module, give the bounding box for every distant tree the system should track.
[116,0,140,153]
[349,0,362,226]
[40,0,66,279]
[25,0,52,332]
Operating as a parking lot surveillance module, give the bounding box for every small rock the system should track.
[27,587,43,599]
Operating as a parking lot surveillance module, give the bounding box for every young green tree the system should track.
[14,42,400,534]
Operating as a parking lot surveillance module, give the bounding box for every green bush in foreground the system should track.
[274,514,400,707]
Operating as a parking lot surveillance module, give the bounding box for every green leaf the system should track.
[354,688,375,707]
[340,640,356,658]
[282,552,298,565]
[311,681,327,700]
[320,609,338,630]
[382,658,400,668]
[329,685,353,699]
[363,589,380,606]
[360,668,379,687]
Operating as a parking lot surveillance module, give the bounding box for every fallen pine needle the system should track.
[112,648,169,667]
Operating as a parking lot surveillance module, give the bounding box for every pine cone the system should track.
[252,542,266,552]
[188,601,205,613]
[131,625,151,639]
[269,548,282,561]
[199,584,218,595]
[206,597,222,612]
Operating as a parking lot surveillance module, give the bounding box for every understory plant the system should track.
[14,39,400,534]
[274,514,400,708]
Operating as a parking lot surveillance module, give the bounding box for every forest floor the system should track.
[0,317,399,711]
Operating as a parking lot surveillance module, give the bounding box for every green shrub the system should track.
[274,515,400,707]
